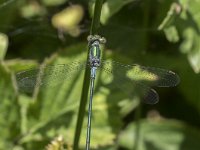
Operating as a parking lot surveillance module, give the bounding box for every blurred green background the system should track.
[0,0,200,150]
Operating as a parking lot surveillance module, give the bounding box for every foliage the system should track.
[159,1,200,73]
[119,119,200,150]
[0,0,200,150]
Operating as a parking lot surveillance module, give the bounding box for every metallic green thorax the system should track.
[87,35,106,68]
[91,44,100,58]
[89,40,101,68]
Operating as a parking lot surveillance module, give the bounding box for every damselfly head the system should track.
[87,35,106,44]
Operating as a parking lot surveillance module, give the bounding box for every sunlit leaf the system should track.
[0,33,8,60]
[52,5,84,37]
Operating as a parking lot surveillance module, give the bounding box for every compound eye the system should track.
[87,35,93,41]
[100,37,106,44]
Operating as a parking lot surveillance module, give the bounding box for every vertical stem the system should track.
[90,0,104,34]
[73,0,104,150]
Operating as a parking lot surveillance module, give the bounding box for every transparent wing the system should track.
[100,60,180,104]
[101,60,180,88]
[101,66,159,104]
[16,61,86,93]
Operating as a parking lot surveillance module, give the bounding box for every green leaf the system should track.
[0,33,8,60]
[163,26,179,43]
[0,63,20,149]
[118,119,200,150]
[180,26,200,73]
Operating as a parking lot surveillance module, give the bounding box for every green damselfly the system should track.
[16,35,180,150]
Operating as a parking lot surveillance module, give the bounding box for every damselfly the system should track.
[16,36,180,104]
[16,35,180,150]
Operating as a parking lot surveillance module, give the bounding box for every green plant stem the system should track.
[90,0,104,34]
[73,1,104,150]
